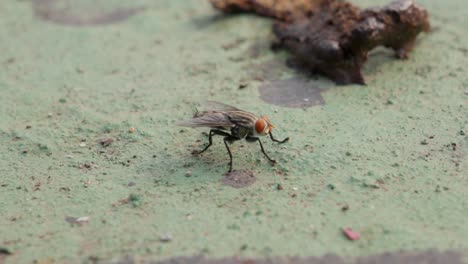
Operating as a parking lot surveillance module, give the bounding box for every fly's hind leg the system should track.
[192,129,231,155]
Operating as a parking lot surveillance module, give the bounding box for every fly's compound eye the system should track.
[255,118,269,135]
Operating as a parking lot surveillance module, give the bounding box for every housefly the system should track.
[177,101,289,173]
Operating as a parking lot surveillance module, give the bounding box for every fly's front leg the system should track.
[246,136,277,164]
[192,129,231,155]
[223,136,241,173]
[269,131,289,144]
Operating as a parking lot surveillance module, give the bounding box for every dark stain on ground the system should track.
[31,0,145,26]
[222,170,255,188]
[95,249,465,264]
[259,78,326,108]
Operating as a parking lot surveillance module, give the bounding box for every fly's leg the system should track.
[246,136,277,164]
[192,130,239,173]
[269,131,289,144]
[192,129,231,155]
[223,136,239,173]
[257,138,276,164]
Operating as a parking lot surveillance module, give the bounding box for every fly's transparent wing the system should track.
[225,111,257,128]
[176,112,235,128]
[202,101,242,112]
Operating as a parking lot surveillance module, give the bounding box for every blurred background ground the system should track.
[0,0,466,263]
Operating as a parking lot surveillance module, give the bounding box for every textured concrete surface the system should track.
[0,0,467,263]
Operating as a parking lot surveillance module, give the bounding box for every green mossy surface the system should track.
[0,0,466,263]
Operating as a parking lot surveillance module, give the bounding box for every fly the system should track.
[177,101,289,173]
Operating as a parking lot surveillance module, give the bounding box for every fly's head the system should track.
[255,115,274,136]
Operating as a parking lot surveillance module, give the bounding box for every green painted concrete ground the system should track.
[0,0,467,263]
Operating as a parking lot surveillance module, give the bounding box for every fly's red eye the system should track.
[255,119,267,134]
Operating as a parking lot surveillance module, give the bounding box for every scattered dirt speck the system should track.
[0,247,12,263]
[99,138,114,147]
[5,58,15,64]
[33,182,41,191]
[238,82,248,89]
[59,187,71,192]
[341,204,349,211]
[159,233,172,242]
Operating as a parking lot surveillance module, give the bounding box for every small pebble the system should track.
[128,127,136,133]
[159,233,172,242]
[79,142,87,147]
[342,227,360,240]
[47,113,53,117]
[65,216,89,226]
[185,171,192,177]
[76,216,89,222]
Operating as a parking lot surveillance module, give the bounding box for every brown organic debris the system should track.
[211,0,327,22]
[210,0,430,85]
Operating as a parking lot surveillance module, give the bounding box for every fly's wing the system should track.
[202,101,241,112]
[176,112,235,129]
[225,111,257,128]
[200,101,257,128]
